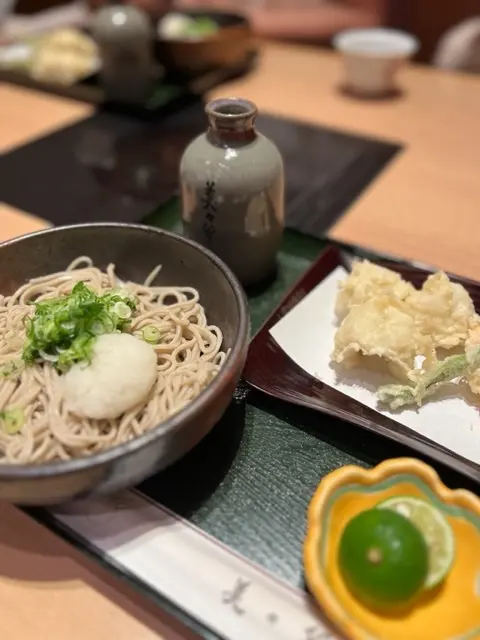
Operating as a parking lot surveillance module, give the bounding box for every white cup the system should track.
[333,28,420,97]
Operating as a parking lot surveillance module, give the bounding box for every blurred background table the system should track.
[1,41,480,639]
[3,43,480,277]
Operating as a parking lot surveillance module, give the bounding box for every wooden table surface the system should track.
[209,44,480,281]
[1,41,480,639]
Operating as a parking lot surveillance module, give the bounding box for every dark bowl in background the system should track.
[155,9,253,77]
[0,223,249,505]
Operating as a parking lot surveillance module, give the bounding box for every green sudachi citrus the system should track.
[338,507,429,609]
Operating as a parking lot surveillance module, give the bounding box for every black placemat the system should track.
[0,102,402,236]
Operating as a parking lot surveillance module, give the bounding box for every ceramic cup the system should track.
[333,28,420,97]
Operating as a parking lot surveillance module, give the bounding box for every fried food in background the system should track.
[30,28,98,85]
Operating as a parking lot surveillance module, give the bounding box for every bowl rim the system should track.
[333,28,420,58]
[0,222,250,479]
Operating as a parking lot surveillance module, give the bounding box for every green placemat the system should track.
[138,200,438,587]
[144,197,323,332]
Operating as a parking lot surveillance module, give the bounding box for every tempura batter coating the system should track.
[405,272,477,349]
[332,296,436,381]
[464,321,480,395]
[335,260,414,321]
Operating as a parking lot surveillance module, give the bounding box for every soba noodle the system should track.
[0,257,228,465]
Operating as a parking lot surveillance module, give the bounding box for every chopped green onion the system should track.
[142,326,161,344]
[22,281,137,371]
[90,321,106,336]
[0,408,24,435]
[39,349,59,363]
[112,301,132,320]
[0,359,24,379]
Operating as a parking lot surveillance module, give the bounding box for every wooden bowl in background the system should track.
[155,9,253,77]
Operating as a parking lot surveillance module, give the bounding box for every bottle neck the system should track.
[205,98,258,146]
[207,118,257,146]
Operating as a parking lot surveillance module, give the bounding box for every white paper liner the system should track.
[270,266,480,466]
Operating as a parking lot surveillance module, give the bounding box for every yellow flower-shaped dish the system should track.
[304,458,480,640]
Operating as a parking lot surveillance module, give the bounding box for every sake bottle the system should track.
[180,97,285,287]
[92,4,153,104]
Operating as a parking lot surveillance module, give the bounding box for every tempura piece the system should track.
[30,28,98,86]
[44,28,98,57]
[464,321,480,395]
[378,347,480,410]
[332,296,436,381]
[405,272,477,349]
[335,260,414,320]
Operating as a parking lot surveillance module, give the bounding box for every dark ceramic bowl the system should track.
[155,9,253,77]
[0,223,249,505]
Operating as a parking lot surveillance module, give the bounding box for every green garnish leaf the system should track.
[142,326,161,344]
[22,282,137,371]
[0,408,24,435]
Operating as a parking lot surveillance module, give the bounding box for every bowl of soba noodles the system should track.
[0,223,249,505]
